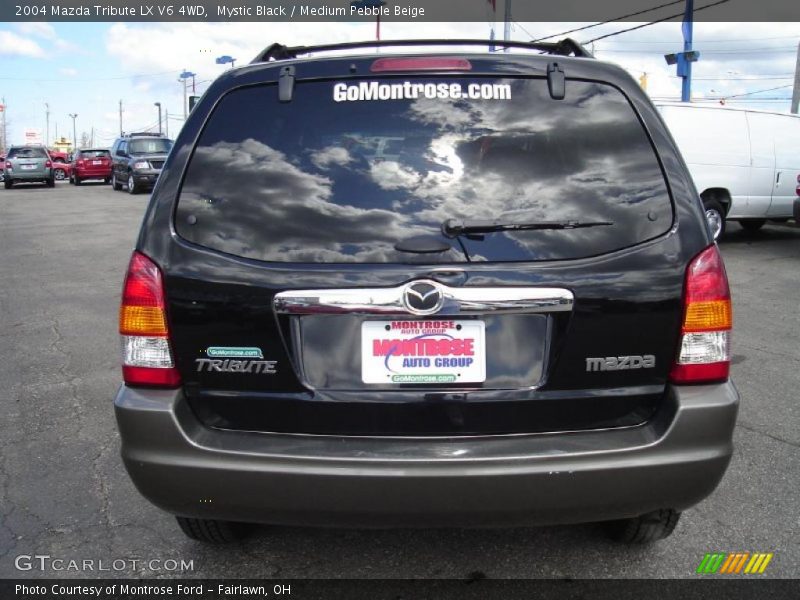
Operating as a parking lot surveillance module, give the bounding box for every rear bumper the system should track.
[7,170,51,181]
[114,382,738,527]
[75,168,110,179]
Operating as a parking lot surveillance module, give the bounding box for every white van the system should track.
[656,102,800,239]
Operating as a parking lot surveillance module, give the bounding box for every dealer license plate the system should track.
[21,164,36,170]
[92,160,102,165]
[361,319,486,384]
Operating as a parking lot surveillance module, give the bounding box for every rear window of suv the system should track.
[80,150,111,158]
[128,138,172,154]
[175,77,672,263]
[8,147,48,159]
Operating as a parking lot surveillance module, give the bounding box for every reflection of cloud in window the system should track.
[177,139,429,262]
[428,135,464,180]
[369,160,420,190]
[408,80,619,135]
[176,80,672,264]
[310,145,353,170]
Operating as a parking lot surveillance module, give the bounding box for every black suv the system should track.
[109,132,173,194]
[114,39,738,544]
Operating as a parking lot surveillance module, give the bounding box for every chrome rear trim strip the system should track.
[274,282,573,316]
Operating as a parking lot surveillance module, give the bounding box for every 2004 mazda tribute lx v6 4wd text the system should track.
[114,38,738,544]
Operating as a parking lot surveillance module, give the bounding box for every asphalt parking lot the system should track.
[0,181,798,579]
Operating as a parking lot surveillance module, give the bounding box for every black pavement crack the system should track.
[736,342,800,364]
[736,422,800,449]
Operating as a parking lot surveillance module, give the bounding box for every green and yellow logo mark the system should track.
[697,552,774,574]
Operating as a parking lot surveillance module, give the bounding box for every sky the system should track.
[0,20,797,147]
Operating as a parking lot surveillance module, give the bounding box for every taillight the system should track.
[796,173,800,196]
[45,160,52,168]
[669,245,732,384]
[371,57,472,72]
[5,162,11,170]
[119,252,181,387]
[77,159,85,166]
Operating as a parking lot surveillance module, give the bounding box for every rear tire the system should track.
[740,219,766,233]
[175,517,248,543]
[54,168,66,181]
[609,509,681,544]
[46,177,55,188]
[74,176,82,186]
[3,179,11,189]
[112,173,122,191]
[703,199,725,241]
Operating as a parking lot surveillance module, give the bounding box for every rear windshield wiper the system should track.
[442,218,613,237]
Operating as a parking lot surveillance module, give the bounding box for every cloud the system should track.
[53,38,82,54]
[0,30,47,58]
[579,21,797,105]
[15,22,57,40]
[310,146,353,170]
[59,67,78,77]
[103,22,490,95]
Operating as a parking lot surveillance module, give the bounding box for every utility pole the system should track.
[664,0,699,102]
[681,0,694,102]
[791,41,799,114]
[69,113,78,151]
[503,0,511,53]
[154,102,162,134]
[179,70,197,119]
[165,109,169,138]
[119,100,123,135]
[1,97,6,153]
[45,102,50,146]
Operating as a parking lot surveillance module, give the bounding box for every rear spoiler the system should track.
[251,38,594,64]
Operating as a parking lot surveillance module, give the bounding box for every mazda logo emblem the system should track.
[403,281,444,315]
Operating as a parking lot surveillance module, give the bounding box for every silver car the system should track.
[4,146,55,189]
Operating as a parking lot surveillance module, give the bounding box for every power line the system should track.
[511,20,536,41]
[680,76,793,81]
[706,84,793,99]
[0,70,176,82]
[592,34,800,44]
[654,98,793,103]
[597,46,797,54]
[582,0,731,45]
[531,0,685,42]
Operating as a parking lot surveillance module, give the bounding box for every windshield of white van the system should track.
[175,77,672,263]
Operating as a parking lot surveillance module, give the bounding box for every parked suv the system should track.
[71,148,112,184]
[114,39,738,544]
[110,132,173,194]
[4,145,54,188]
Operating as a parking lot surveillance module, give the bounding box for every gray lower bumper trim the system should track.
[114,382,738,527]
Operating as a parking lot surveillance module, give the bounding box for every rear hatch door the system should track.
[9,147,48,177]
[163,66,684,436]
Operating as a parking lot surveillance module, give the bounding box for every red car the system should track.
[70,148,112,184]
[50,150,68,161]
[51,159,72,181]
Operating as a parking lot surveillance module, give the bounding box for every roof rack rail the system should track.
[251,38,593,64]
